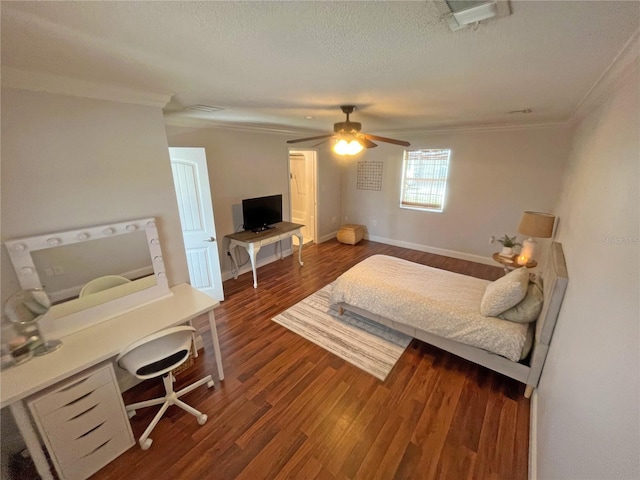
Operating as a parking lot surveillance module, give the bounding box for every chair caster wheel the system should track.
[207,380,214,388]
[127,410,137,419]
[140,438,152,450]
[197,414,208,425]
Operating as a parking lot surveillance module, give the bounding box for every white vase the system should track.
[500,246,513,257]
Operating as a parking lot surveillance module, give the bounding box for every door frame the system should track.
[287,148,318,244]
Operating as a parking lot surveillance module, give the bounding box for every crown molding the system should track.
[1,67,173,108]
[164,110,570,136]
[163,113,302,135]
[571,28,640,125]
[375,120,571,136]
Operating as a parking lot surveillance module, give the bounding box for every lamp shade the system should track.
[517,211,555,238]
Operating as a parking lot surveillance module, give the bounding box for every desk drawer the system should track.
[62,429,133,480]
[260,234,282,246]
[52,413,128,468]
[30,366,112,417]
[39,383,124,445]
[28,363,134,480]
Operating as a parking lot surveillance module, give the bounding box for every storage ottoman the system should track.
[337,224,365,245]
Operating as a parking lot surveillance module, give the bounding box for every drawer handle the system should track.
[62,390,96,408]
[82,438,111,459]
[69,403,99,421]
[59,376,90,392]
[77,421,106,440]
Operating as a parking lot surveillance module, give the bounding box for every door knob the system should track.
[203,237,216,243]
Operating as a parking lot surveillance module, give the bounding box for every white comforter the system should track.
[330,255,529,361]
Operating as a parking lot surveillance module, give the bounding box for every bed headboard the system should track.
[535,242,569,346]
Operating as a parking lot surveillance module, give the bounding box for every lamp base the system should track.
[521,238,537,263]
[33,339,62,356]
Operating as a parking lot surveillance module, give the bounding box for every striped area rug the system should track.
[272,284,411,380]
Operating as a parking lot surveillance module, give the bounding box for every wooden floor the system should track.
[94,239,529,480]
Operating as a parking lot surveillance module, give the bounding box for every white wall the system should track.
[165,126,343,279]
[535,68,639,478]
[0,87,189,474]
[341,127,571,262]
[1,88,189,294]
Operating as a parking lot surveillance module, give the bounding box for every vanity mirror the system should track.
[5,217,171,338]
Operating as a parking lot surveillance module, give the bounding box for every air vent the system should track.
[434,0,511,31]
[185,104,224,113]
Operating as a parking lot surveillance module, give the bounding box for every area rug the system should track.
[272,284,411,380]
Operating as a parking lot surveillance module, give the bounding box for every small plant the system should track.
[497,234,521,248]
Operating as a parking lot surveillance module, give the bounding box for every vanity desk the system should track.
[1,283,223,480]
[2,217,225,479]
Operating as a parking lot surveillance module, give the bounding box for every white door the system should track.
[289,150,316,245]
[169,147,224,301]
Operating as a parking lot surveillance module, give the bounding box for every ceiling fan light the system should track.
[334,139,363,156]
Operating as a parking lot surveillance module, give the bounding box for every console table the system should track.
[225,221,304,288]
[1,283,223,480]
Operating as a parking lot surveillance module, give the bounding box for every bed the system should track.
[330,242,568,397]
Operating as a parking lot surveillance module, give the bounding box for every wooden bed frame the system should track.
[336,242,568,398]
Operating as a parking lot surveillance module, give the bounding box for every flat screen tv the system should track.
[242,194,283,232]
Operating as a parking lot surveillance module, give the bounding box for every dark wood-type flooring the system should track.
[93,239,529,480]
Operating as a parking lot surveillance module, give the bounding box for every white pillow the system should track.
[480,267,530,317]
[498,280,544,323]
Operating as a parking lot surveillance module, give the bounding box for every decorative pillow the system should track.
[498,280,544,323]
[480,267,529,316]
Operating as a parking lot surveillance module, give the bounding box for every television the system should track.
[242,194,283,232]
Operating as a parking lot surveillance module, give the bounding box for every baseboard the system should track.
[529,389,538,480]
[366,234,496,266]
[219,232,495,280]
[221,249,293,282]
[317,231,338,243]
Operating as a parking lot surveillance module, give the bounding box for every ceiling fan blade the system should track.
[311,139,331,147]
[287,133,335,144]
[363,134,410,147]
[359,137,378,148]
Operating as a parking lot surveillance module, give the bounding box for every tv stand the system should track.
[251,225,273,233]
[225,221,304,288]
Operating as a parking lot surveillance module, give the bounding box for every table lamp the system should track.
[517,211,555,265]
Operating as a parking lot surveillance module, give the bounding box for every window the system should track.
[400,149,451,212]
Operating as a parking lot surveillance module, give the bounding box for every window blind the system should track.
[400,149,451,212]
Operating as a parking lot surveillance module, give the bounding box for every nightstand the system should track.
[492,253,537,272]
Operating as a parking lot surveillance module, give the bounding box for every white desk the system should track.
[226,221,304,288]
[1,283,222,480]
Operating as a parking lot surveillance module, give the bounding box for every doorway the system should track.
[168,147,224,301]
[288,149,317,245]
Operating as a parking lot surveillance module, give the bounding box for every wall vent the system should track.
[434,0,511,31]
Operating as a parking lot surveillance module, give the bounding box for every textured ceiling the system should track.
[2,1,639,134]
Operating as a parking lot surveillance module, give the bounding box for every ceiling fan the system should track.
[287,105,410,155]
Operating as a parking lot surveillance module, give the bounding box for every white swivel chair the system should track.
[79,275,131,297]
[116,326,214,449]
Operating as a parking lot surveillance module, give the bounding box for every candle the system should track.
[517,255,529,266]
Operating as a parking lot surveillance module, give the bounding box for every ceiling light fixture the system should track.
[334,137,364,156]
